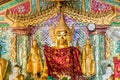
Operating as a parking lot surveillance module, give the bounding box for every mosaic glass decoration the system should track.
[0,29,12,60]
[90,34,105,80]
[103,0,120,7]
[85,0,91,12]
[116,40,120,53]
[91,0,113,13]
[35,14,88,47]
[111,16,120,26]
[31,0,37,12]
[0,0,24,12]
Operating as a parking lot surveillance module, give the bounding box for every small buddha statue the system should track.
[81,39,96,77]
[43,13,85,80]
[102,64,114,80]
[27,39,43,78]
[9,65,24,80]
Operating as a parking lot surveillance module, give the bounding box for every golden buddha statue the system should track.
[0,58,8,80]
[9,65,24,80]
[27,39,43,78]
[49,13,74,49]
[81,39,96,77]
[42,12,85,80]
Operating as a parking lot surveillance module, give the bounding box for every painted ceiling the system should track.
[0,0,120,27]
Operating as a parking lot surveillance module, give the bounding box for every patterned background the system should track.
[0,0,119,79]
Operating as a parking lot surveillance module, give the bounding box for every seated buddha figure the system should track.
[0,58,8,80]
[9,65,24,80]
[27,39,43,78]
[43,13,85,80]
[81,39,96,77]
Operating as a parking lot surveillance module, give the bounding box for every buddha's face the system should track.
[56,30,68,46]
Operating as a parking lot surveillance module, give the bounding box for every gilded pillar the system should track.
[82,0,86,12]
[11,26,36,78]
[29,0,33,12]
[37,0,40,12]
[10,34,17,63]
[89,25,108,80]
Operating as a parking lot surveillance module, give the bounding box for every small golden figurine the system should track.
[27,39,43,78]
[9,65,24,80]
[81,39,96,77]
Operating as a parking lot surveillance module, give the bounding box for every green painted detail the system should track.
[110,16,120,26]
[31,0,91,12]
[77,22,87,26]
[90,34,105,80]
[111,22,120,26]
[40,0,54,10]
[78,0,82,10]
[85,0,91,12]
[0,23,10,27]
[17,35,29,76]
[103,0,120,7]
[31,0,37,12]
[0,16,4,21]
[0,0,24,12]
[116,40,120,53]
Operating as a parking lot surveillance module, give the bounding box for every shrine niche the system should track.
[0,0,119,80]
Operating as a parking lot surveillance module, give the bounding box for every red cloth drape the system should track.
[44,45,82,80]
[114,57,120,78]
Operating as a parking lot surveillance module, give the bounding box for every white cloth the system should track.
[102,67,114,80]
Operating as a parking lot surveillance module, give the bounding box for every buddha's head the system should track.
[49,13,74,48]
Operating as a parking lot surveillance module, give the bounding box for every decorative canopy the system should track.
[0,0,119,28]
